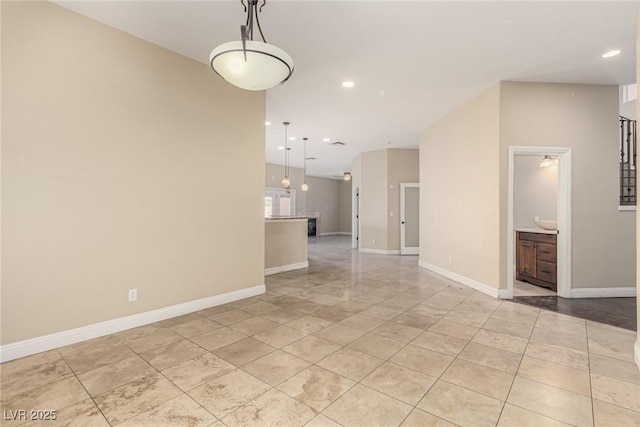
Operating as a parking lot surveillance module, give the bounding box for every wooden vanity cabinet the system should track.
[516,231,557,291]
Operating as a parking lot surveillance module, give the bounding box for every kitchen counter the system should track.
[265,218,309,275]
[265,216,309,222]
[514,227,557,235]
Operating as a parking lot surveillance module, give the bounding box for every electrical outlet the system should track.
[128,288,137,302]
[448,256,453,264]
[372,239,376,244]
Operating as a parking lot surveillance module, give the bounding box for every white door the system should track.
[401,183,419,255]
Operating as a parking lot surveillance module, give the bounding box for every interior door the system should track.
[400,183,419,255]
[352,187,360,249]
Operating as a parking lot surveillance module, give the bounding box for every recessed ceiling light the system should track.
[277,146,284,150]
[323,138,330,142]
[342,81,355,88]
[265,121,271,125]
[289,137,296,141]
[602,49,621,58]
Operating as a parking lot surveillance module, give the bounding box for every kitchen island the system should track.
[265,217,309,275]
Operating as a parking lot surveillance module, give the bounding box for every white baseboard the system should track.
[635,339,640,372]
[319,232,352,236]
[498,288,513,299]
[570,287,636,298]
[418,260,501,299]
[359,248,401,255]
[0,284,265,363]
[265,261,308,276]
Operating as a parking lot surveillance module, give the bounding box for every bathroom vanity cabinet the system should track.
[516,231,557,291]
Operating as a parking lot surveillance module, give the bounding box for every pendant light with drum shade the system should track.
[301,138,309,192]
[282,122,291,193]
[209,0,294,91]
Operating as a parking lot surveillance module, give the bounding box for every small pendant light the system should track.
[301,137,309,192]
[282,122,290,188]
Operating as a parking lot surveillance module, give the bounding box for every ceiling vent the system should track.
[306,157,317,160]
[329,141,346,146]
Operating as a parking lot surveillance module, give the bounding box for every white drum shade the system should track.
[210,40,294,91]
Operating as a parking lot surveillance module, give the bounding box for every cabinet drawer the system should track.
[536,260,556,283]
[518,232,557,244]
[536,243,556,263]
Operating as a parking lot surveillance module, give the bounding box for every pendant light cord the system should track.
[241,0,267,43]
[303,138,307,179]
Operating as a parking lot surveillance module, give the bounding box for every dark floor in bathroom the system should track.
[512,295,637,331]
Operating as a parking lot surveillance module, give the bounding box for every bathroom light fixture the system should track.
[342,81,355,88]
[282,122,291,189]
[301,137,309,192]
[540,155,558,168]
[209,0,294,91]
[343,172,352,181]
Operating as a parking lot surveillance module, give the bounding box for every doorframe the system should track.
[506,146,572,299]
[400,183,420,255]
[352,187,359,249]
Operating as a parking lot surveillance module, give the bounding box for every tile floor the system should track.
[1,236,639,426]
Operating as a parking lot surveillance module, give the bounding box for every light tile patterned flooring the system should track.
[1,236,639,426]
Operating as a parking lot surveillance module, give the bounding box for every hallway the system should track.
[1,236,638,426]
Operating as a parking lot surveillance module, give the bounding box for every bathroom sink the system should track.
[535,220,557,230]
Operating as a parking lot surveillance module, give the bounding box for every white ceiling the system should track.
[55,1,637,179]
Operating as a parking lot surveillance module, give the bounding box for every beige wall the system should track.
[339,180,352,233]
[514,155,558,228]
[387,149,420,249]
[499,82,636,289]
[360,150,389,250]
[420,84,502,288]
[1,2,265,344]
[306,176,340,235]
[357,148,419,252]
[420,81,635,291]
[265,220,308,269]
[265,163,306,215]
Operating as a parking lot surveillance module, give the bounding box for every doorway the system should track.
[400,183,420,255]
[507,147,572,299]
